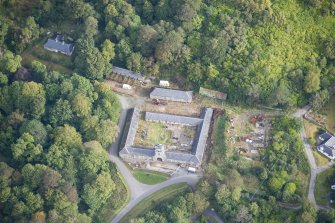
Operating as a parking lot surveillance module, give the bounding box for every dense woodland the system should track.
[1,0,335,108]
[0,61,125,221]
[1,0,335,222]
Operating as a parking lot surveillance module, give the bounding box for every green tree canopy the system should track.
[0,50,22,73]
[11,133,43,163]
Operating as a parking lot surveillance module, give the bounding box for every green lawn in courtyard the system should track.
[134,120,172,147]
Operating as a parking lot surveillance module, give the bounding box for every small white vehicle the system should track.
[187,167,196,173]
[122,84,132,90]
[159,80,170,87]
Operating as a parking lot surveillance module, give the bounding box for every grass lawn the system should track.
[324,94,335,133]
[303,120,319,141]
[315,168,334,206]
[313,150,330,167]
[132,169,169,185]
[134,120,172,147]
[120,183,190,222]
[21,39,73,74]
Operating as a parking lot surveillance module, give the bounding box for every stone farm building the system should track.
[44,35,74,56]
[150,88,193,103]
[112,66,144,81]
[317,132,335,159]
[119,107,213,167]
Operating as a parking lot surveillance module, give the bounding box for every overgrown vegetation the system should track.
[0,59,123,222]
[200,115,313,222]
[134,120,172,147]
[323,94,335,132]
[125,183,208,223]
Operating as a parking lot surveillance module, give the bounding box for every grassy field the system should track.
[132,169,169,185]
[134,120,172,147]
[120,183,190,222]
[315,168,334,206]
[303,120,319,142]
[312,150,330,167]
[21,39,73,74]
[324,95,335,132]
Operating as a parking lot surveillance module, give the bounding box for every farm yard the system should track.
[133,113,200,151]
[227,109,275,159]
[134,120,173,148]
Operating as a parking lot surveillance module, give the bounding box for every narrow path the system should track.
[293,106,334,210]
[203,208,224,223]
[109,95,202,223]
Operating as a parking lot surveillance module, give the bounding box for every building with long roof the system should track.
[150,88,193,103]
[119,108,213,167]
[112,66,144,81]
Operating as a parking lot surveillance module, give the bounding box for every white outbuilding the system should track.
[159,80,170,87]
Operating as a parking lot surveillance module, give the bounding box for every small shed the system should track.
[159,80,170,87]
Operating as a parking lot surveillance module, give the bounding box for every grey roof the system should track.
[192,108,213,163]
[120,107,213,166]
[145,112,202,126]
[124,108,140,147]
[120,146,155,157]
[317,145,335,158]
[150,88,193,102]
[319,132,333,144]
[44,38,74,55]
[166,152,199,164]
[325,136,335,149]
[112,66,144,80]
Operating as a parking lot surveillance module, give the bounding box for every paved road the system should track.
[293,106,334,210]
[109,95,152,200]
[109,95,202,223]
[112,174,200,223]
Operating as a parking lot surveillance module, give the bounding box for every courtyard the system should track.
[134,119,196,152]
